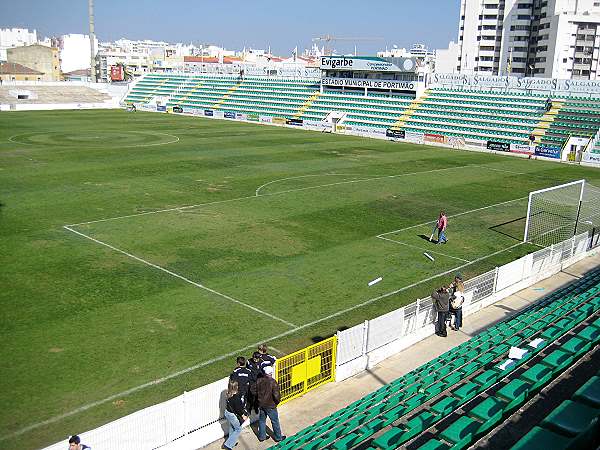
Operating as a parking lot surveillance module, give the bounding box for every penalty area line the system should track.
[4,239,526,441]
[378,196,528,238]
[63,225,297,329]
[376,236,472,263]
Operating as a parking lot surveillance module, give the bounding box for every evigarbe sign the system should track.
[320,56,409,72]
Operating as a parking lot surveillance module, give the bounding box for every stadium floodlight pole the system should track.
[88,0,97,83]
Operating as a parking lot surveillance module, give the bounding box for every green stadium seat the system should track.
[372,426,405,449]
[544,347,577,373]
[561,336,592,357]
[497,379,530,412]
[574,376,600,408]
[416,438,451,450]
[541,400,600,436]
[431,396,460,415]
[439,416,481,449]
[402,411,439,441]
[451,382,481,404]
[473,369,500,390]
[577,325,600,344]
[331,432,361,449]
[468,396,506,434]
[510,426,574,450]
[520,364,553,392]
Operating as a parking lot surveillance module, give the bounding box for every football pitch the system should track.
[2,110,600,449]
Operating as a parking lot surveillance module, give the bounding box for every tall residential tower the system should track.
[457,0,600,79]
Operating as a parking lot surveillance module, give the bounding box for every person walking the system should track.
[68,435,91,450]
[255,365,285,442]
[429,211,448,244]
[229,356,252,402]
[450,275,465,331]
[432,285,450,337]
[246,351,263,414]
[223,379,248,450]
[258,344,277,371]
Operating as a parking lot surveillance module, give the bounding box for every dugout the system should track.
[319,55,426,98]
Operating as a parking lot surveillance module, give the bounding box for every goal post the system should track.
[524,179,585,246]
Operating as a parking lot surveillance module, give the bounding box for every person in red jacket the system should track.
[254,365,286,442]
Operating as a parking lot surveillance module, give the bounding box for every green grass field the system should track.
[2,110,600,449]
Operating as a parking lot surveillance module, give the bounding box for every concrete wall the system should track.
[7,45,61,81]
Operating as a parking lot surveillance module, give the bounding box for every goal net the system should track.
[578,183,600,236]
[524,180,585,246]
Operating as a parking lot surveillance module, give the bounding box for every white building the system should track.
[95,50,156,82]
[0,27,37,61]
[378,44,435,61]
[59,34,98,73]
[457,0,600,79]
[435,41,461,74]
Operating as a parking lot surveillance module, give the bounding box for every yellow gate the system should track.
[276,336,337,405]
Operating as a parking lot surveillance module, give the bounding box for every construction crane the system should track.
[312,35,384,56]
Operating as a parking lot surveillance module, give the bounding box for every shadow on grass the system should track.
[489,216,526,242]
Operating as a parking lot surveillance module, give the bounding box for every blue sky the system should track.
[1,1,460,55]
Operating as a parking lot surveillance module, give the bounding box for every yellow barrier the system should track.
[276,336,337,405]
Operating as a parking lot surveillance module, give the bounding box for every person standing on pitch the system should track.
[430,210,448,244]
[223,379,249,450]
[430,211,448,244]
[433,285,450,337]
[255,365,285,442]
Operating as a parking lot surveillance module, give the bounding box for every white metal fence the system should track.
[41,232,598,450]
[335,232,598,382]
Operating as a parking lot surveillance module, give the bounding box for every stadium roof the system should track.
[0,62,43,75]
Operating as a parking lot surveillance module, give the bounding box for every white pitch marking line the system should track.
[378,196,527,238]
[269,346,286,356]
[377,235,472,263]
[473,165,526,175]
[66,164,478,227]
[63,226,297,328]
[7,131,180,148]
[255,173,362,197]
[4,240,525,441]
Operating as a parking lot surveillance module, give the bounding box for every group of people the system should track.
[224,344,285,449]
[432,274,465,337]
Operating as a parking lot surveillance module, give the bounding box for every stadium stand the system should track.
[124,73,600,153]
[0,85,111,105]
[269,267,600,450]
[397,87,548,145]
[510,372,600,450]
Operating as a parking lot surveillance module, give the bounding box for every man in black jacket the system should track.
[432,285,450,337]
[229,356,252,401]
[258,344,277,371]
[246,352,263,413]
